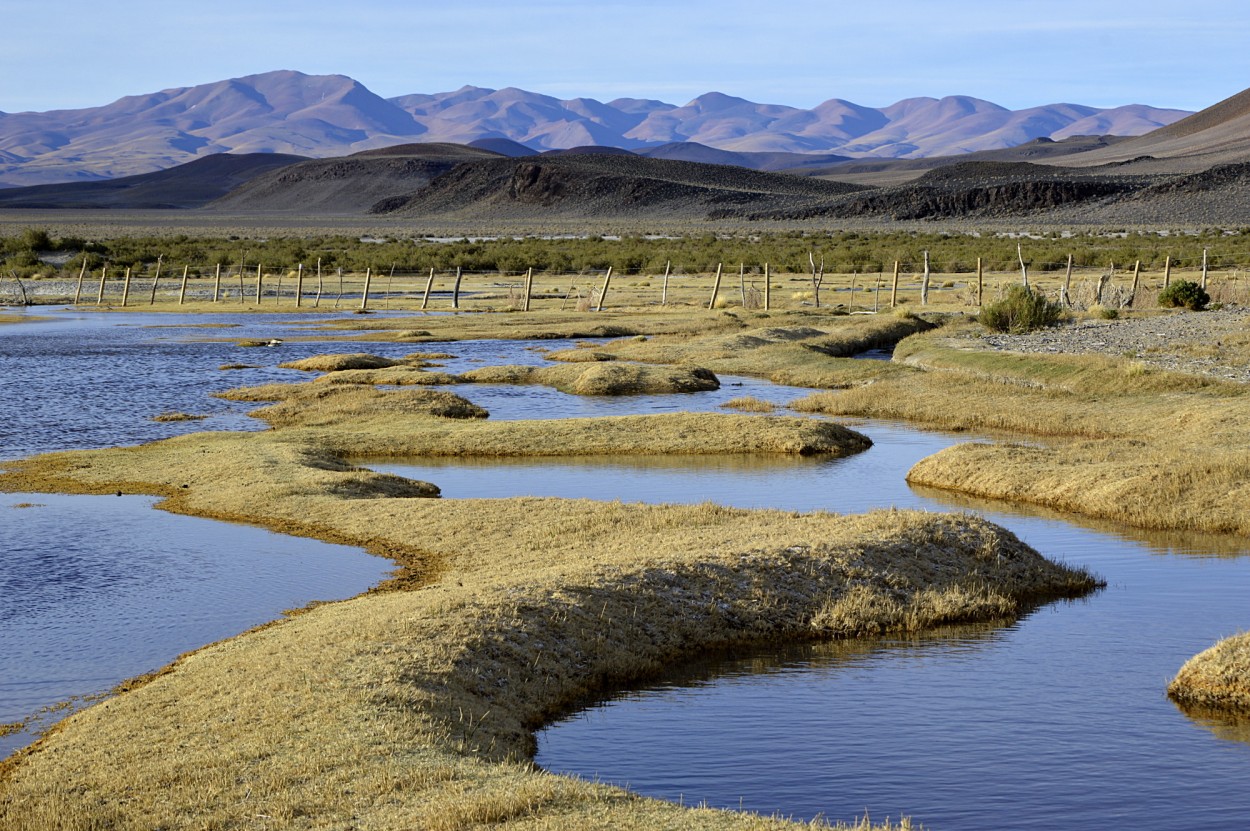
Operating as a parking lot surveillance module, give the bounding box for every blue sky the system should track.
[2,1,1247,114]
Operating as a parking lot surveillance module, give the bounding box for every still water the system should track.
[4,307,1248,830]
[374,439,1250,829]
[0,308,420,753]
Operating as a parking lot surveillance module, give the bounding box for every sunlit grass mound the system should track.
[543,349,618,362]
[723,396,777,413]
[1169,631,1250,714]
[312,367,462,386]
[461,362,720,395]
[279,352,423,372]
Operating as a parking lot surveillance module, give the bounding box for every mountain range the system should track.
[0,70,1191,188]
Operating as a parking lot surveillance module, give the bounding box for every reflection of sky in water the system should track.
[6,308,1250,830]
[370,407,1250,830]
[0,492,388,759]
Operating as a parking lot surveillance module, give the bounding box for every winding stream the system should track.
[3,307,1248,830]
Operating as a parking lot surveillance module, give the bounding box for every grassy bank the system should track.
[0,450,1095,830]
[790,319,1250,535]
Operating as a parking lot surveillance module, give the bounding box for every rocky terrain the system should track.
[978,307,1250,383]
[367,152,868,220]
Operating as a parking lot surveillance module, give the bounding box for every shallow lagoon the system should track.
[4,307,1249,830]
[374,428,1250,830]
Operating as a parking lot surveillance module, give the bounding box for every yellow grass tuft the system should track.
[1168,631,1250,715]
[462,362,720,396]
[151,411,208,422]
[279,352,405,372]
[722,396,776,413]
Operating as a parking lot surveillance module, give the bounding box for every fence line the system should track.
[7,252,1242,311]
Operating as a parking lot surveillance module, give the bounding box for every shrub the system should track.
[978,284,1063,333]
[1158,280,1209,311]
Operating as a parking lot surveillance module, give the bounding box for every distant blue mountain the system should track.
[0,70,1192,187]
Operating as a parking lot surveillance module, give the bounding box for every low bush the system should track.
[1158,280,1210,311]
[978,284,1063,333]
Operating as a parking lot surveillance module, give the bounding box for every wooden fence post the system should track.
[421,267,435,310]
[891,260,900,307]
[707,263,723,310]
[977,256,985,306]
[360,267,372,311]
[1201,248,1209,289]
[452,267,462,309]
[738,263,746,306]
[385,264,394,309]
[121,267,132,307]
[296,263,304,308]
[1163,254,1172,288]
[315,259,324,307]
[661,260,671,306]
[213,263,221,303]
[763,263,770,311]
[595,267,613,312]
[97,265,107,305]
[73,259,87,305]
[1128,260,1141,307]
[521,267,533,311]
[920,250,930,305]
[1061,254,1073,307]
[178,265,189,305]
[1018,242,1028,287]
[238,254,247,303]
[148,255,163,305]
[255,264,263,306]
[873,270,881,312]
[335,268,344,308]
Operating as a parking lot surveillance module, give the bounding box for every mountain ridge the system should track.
[0,70,1191,187]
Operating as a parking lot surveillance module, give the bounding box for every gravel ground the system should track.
[978,306,1250,383]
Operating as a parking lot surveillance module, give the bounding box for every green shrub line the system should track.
[8,227,1250,279]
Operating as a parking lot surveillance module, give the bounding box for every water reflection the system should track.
[362,425,1250,831]
[0,492,390,759]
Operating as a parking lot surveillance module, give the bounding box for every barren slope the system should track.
[371,153,870,221]
[210,144,504,213]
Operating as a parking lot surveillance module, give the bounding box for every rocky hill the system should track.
[0,153,307,209]
[365,153,869,221]
[210,143,501,214]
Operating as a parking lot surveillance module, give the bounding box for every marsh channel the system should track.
[2,307,1248,830]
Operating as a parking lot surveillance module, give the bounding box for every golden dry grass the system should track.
[461,362,720,396]
[0,348,1098,829]
[0,432,1093,830]
[723,396,777,413]
[791,321,1250,535]
[279,352,407,371]
[150,411,208,422]
[211,379,866,459]
[1169,632,1250,714]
